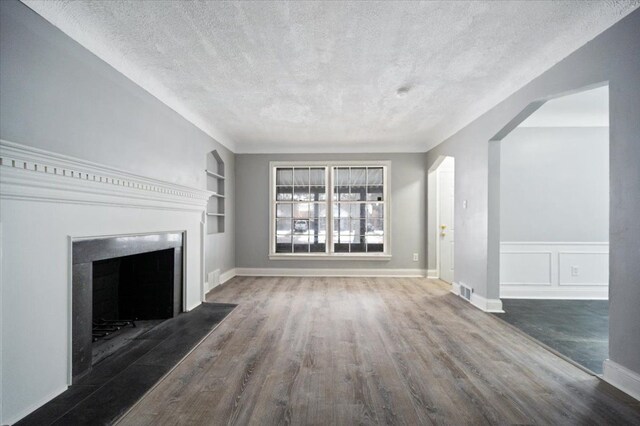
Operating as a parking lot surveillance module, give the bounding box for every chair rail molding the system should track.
[0,139,213,212]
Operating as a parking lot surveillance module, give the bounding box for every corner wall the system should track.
[425,9,640,393]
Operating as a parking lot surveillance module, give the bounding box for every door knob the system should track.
[440,225,447,229]
[440,232,446,237]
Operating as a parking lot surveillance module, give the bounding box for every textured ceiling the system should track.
[22,1,638,153]
[520,85,609,128]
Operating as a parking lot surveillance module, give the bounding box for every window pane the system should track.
[313,203,327,219]
[310,168,325,185]
[310,185,325,201]
[293,186,311,201]
[294,168,310,185]
[367,167,383,185]
[276,168,293,185]
[350,204,364,218]
[351,219,366,235]
[366,234,384,244]
[276,219,292,234]
[350,167,366,185]
[293,234,309,253]
[334,243,349,252]
[334,203,347,219]
[367,243,384,252]
[350,242,366,252]
[293,203,311,219]
[366,218,383,234]
[335,167,350,187]
[276,186,293,201]
[366,203,384,219]
[276,203,292,218]
[309,242,326,253]
[293,219,309,233]
[276,234,292,253]
[350,185,366,201]
[338,190,352,201]
[367,185,383,201]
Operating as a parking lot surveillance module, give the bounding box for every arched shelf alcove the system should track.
[206,150,225,233]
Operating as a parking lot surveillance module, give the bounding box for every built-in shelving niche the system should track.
[206,150,225,233]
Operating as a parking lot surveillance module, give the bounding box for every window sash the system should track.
[270,162,390,257]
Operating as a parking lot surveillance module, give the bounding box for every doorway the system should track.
[490,84,610,374]
[428,156,455,283]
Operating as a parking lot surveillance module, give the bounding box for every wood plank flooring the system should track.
[117,277,640,425]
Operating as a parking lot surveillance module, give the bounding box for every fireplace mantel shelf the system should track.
[0,139,213,212]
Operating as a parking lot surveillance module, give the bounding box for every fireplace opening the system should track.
[72,232,184,382]
[91,248,178,364]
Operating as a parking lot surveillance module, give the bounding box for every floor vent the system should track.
[459,283,473,301]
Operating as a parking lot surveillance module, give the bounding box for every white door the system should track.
[438,168,455,283]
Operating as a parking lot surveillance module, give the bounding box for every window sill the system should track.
[269,254,392,261]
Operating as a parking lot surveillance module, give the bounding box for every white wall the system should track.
[0,1,234,422]
[500,126,608,242]
[498,127,609,298]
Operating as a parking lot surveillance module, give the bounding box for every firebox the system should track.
[71,232,183,382]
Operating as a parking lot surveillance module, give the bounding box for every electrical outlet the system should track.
[463,200,468,209]
[412,253,419,262]
[571,266,579,277]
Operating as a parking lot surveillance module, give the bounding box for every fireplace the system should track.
[72,232,184,382]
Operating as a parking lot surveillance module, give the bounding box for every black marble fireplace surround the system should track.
[72,232,184,382]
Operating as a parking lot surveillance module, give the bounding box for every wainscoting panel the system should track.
[500,242,608,299]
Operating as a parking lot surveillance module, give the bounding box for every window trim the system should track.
[269,160,392,260]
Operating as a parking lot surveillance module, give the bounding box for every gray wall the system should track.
[235,153,425,270]
[0,0,235,276]
[425,10,640,377]
[500,126,609,242]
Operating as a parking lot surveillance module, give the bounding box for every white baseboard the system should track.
[234,268,426,278]
[470,292,504,313]
[451,282,503,313]
[427,269,438,279]
[220,268,237,284]
[3,385,68,425]
[603,359,640,401]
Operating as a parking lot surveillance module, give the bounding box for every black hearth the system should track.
[72,232,183,382]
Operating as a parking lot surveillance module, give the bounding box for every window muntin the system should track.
[271,163,389,257]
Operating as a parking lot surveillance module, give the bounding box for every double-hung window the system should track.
[270,161,390,259]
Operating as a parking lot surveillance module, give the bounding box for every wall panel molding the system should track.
[500,242,608,299]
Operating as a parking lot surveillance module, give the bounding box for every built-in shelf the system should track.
[205,169,225,180]
[206,151,225,234]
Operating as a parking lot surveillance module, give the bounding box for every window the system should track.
[270,161,390,258]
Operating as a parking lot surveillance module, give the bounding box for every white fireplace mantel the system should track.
[0,139,213,211]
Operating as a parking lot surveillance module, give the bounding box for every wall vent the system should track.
[459,283,473,301]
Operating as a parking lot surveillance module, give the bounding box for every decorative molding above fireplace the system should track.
[0,139,213,212]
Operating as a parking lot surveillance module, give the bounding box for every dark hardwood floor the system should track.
[117,277,640,425]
